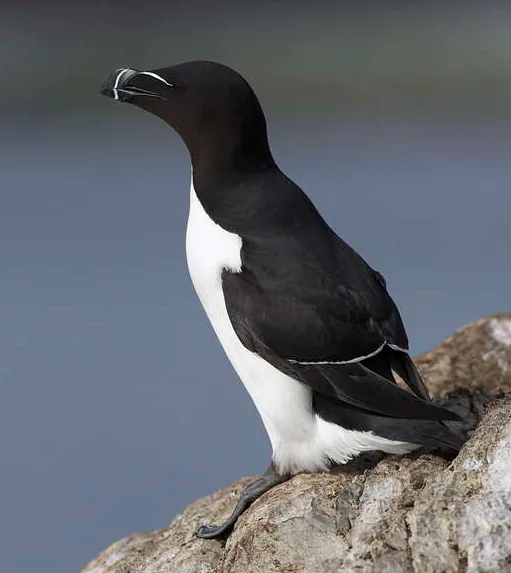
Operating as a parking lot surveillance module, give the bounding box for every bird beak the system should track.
[100,68,166,102]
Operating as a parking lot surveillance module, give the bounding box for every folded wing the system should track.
[222,265,458,423]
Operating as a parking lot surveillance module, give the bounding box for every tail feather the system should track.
[313,392,467,452]
[437,421,466,450]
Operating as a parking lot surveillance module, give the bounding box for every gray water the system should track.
[2,111,510,572]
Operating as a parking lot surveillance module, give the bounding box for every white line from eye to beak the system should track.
[138,71,173,87]
[112,68,129,101]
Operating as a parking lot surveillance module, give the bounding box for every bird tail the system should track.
[405,419,466,452]
[387,349,466,450]
[313,389,467,451]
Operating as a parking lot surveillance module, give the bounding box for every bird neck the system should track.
[187,124,275,186]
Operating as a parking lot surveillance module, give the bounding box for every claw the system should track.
[195,523,229,539]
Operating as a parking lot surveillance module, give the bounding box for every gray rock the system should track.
[81,529,163,573]
[81,314,511,573]
[415,313,511,397]
[409,396,511,573]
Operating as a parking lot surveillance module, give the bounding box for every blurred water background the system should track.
[1,2,510,572]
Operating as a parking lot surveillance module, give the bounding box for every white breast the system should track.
[185,176,417,474]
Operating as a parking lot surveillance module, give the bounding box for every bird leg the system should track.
[195,462,287,539]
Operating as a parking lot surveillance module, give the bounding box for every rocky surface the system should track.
[81,314,511,573]
[415,314,511,397]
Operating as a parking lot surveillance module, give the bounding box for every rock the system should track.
[81,529,163,573]
[415,313,511,397]
[409,396,511,573]
[81,314,511,573]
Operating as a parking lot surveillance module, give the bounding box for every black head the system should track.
[101,61,274,175]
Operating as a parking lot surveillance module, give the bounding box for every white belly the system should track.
[185,177,416,474]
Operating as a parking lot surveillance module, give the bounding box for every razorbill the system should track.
[100,61,463,539]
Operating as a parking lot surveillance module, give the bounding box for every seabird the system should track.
[100,61,463,538]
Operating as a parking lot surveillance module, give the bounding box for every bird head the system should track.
[100,61,272,173]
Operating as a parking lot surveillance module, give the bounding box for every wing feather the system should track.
[223,267,458,422]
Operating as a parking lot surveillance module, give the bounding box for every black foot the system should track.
[195,462,287,539]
